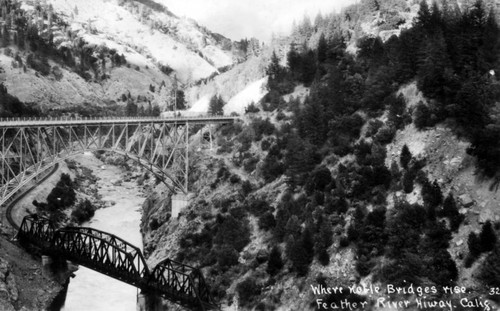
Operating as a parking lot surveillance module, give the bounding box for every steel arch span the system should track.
[0,116,235,206]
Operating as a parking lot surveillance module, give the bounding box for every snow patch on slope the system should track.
[48,0,223,82]
[224,77,268,115]
[189,95,211,113]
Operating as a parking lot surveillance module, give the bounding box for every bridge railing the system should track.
[0,115,237,123]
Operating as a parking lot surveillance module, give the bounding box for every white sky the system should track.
[158,0,357,42]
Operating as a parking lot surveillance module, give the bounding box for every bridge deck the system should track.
[0,116,237,128]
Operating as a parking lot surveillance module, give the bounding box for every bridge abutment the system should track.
[42,255,78,284]
[137,292,163,311]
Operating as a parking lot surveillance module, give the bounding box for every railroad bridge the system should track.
[0,116,236,207]
[18,215,217,310]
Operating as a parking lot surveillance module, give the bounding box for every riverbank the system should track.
[0,236,64,311]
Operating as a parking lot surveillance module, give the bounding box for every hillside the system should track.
[0,0,248,113]
[140,0,500,310]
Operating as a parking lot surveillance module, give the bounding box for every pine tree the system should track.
[468,232,482,258]
[314,12,324,29]
[299,14,313,37]
[421,180,443,209]
[208,94,224,116]
[267,51,284,82]
[414,101,432,129]
[1,24,9,47]
[417,29,452,102]
[285,133,318,186]
[274,206,290,242]
[402,171,414,193]
[317,33,328,64]
[442,193,457,217]
[300,50,317,86]
[400,144,412,169]
[176,90,186,110]
[287,44,301,78]
[301,95,326,146]
[285,215,301,239]
[479,244,500,286]
[478,8,500,73]
[126,98,138,116]
[479,220,497,252]
[267,245,284,276]
[415,0,432,31]
[315,216,333,265]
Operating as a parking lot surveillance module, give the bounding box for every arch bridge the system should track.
[18,215,217,310]
[0,116,236,206]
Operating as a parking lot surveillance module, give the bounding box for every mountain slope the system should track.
[0,0,244,111]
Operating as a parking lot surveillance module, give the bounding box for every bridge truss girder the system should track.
[0,121,190,206]
[18,215,217,310]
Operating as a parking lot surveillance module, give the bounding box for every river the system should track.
[58,153,145,311]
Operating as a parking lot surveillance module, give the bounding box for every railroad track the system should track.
[4,163,60,230]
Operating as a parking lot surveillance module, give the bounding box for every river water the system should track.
[59,153,145,311]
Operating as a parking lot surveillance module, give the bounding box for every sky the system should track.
[158,0,357,42]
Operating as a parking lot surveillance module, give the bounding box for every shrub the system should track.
[216,166,231,181]
[261,153,285,182]
[261,138,272,151]
[236,277,260,307]
[421,180,442,209]
[251,118,276,141]
[243,155,259,173]
[51,66,64,81]
[241,180,253,196]
[26,54,51,76]
[258,212,276,231]
[47,173,76,211]
[71,199,95,224]
[339,235,350,247]
[216,246,239,269]
[305,166,332,195]
[374,125,396,145]
[229,174,241,184]
[276,111,286,121]
[149,217,160,231]
[214,215,251,252]
[220,122,243,137]
[245,102,260,113]
[365,119,384,137]
[237,131,253,152]
[247,198,271,216]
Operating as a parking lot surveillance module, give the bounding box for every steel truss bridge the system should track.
[18,215,217,310]
[0,116,236,207]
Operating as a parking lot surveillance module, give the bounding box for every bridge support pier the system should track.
[137,292,162,311]
[42,255,78,284]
